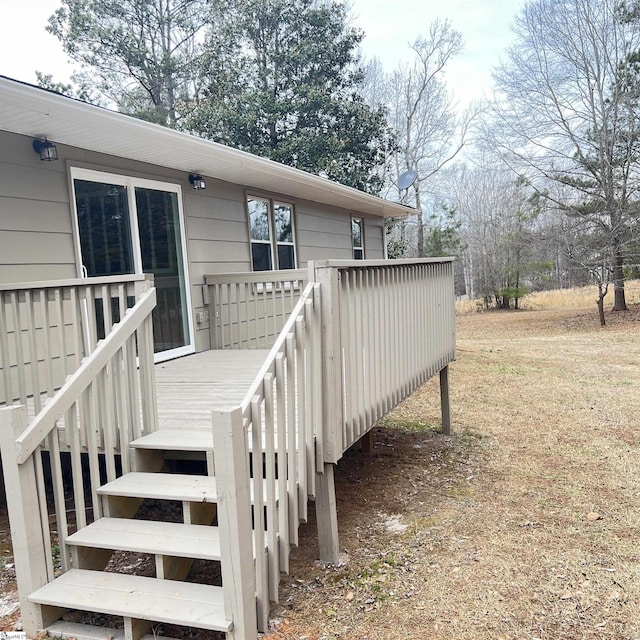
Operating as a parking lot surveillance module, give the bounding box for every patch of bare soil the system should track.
[1,304,639,639]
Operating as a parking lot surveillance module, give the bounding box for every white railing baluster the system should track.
[263,372,279,602]
[11,291,28,405]
[342,270,354,442]
[0,294,13,404]
[102,362,117,482]
[41,290,55,400]
[33,447,54,581]
[67,403,86,530]
[302,298,316,496]
[294,315,307,521]
[284,333,298,545]
[47,428,69,571]
[310,284,324,469]
[27,289,39,408]
[250,395,268,631]
[126,334,143,441]
[85,381,102,519]
[115,347,130,473]
[275,351,290,572]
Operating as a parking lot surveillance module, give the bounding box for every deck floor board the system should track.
[154,349,268,431]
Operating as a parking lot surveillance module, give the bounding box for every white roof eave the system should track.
[0,76,413,219]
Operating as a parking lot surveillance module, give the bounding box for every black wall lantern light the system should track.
[189,174,206,190]
[32,137,59,161]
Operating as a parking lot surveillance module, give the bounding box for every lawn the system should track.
[265,303,640,640]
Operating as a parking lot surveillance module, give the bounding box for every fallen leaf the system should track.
[345,591,354,601]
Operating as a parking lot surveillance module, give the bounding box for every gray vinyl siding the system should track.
[295,201,385,263]
[363,218,385,259]
[0,129,387,352]
[0,130,77,282]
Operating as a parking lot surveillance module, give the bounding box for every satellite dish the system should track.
[397,170,418,190]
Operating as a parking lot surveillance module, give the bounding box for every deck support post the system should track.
[315,463,340,564]
[439,365,452,436]
[361,430,375,454]
[0,406,49,637]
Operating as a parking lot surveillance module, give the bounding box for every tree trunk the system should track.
[612,248,627,311]
[597,286,606,326]
[416,213,424,257]
[415,186,424,257]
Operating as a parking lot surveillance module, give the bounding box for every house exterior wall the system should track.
[0,130,386,352]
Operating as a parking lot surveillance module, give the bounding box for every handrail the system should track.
[310,257,454,269]
[0,274,149,292]
[239,281,316,411]
[204,270,306,286]
[14,287,157,464]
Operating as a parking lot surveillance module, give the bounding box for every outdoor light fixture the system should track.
[32,137,59,161]
[189,174,206,190]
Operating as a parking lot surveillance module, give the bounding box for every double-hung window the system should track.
[352,217,364,260]
[248,196,297,271]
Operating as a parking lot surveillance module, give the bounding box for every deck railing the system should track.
[204,270,308,350]
[0,275,152,409]
[0,278,157,634]
[313,258,457,461]
[212,280,322,634]
[213,258,456,635]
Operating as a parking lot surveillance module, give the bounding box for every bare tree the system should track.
[370,20,474,256]
[445,161,545,308]
[490,0,640,311]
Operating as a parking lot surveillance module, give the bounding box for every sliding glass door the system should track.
[71,169,193,361]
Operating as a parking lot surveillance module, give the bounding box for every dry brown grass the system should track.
[265,305,640,640]
[456,279,640,315]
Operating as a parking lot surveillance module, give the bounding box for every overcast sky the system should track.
[0,0,526,107]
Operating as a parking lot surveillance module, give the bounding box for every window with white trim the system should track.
[248,196,297,270]
[352,217,364,260]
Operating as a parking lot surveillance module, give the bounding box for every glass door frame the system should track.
[69,167,195,363]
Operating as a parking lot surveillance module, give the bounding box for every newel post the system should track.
[0,406,49,636]
[212,407,258,640]
[308,262,341,564]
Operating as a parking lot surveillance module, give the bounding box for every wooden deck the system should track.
[154,349,269,431]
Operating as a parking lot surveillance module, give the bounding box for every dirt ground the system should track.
[1,305,639,639]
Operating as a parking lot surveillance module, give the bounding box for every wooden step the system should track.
[98,472,218,503]
[98,472,277,504]
[30,569,232,632]
[131,427,291,454]
[131,429,213,452]
[66,518,221,561]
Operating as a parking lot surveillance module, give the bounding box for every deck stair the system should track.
[27,434,256,640]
